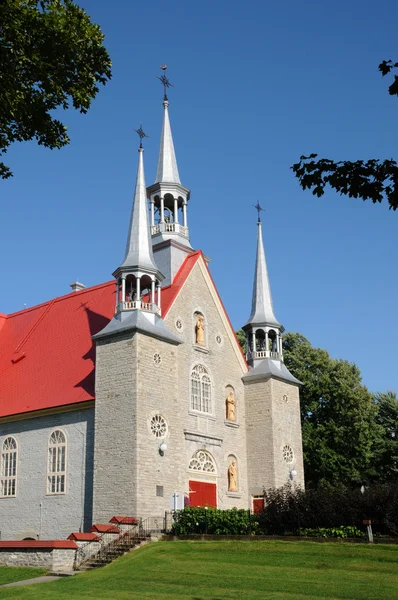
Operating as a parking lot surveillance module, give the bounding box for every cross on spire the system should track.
[134,124,149,148]
[157,65,174,101]
[253,202,264,222]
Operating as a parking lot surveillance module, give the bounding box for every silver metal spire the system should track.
[246,219,281,328]
[121,146,159,273]
[154,99,181,184]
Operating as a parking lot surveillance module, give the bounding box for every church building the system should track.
[0,77,304,540]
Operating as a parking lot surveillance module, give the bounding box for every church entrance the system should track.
[252,497,265,513]
[189,480,217,507]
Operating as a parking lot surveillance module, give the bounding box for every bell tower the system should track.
[242,208,284,367]
[146,67,193,286]
[242,207,304,498]
[92,129,181,522]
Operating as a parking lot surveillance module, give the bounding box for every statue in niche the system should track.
[228,460,238,492]
[226,391,236,421]
[195,314,205,346]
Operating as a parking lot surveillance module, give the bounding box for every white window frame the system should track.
[190,364,213,415]
[47,429,67,495]
[1,437,18,498]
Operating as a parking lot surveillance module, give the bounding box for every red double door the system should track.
[189,480,217,508]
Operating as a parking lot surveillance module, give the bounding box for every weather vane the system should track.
[134,124,149,148]
[157,65,174,101]
[253,202,264,222]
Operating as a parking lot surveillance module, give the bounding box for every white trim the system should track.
[0,436,18,498]
[46,428,67,496]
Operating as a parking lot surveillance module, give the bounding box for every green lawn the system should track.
[0,566,47,585]
[0,541,397,599]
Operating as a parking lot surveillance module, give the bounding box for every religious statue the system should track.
[228,460,238,493]
[195,314,205,346]
[226,391,236,421]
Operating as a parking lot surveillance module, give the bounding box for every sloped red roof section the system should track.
[0,282,116,419]
[109,516,139,525]
[0,540,78,549]
[0,249,243,420]
[67,532,100,541]
[89,524,120,533]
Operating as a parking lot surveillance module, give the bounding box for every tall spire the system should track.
[155,99,181,184]
[147,66,192,268]
[242,210,290,371]
[246,219,281,328]
[94,129,181,346]
[121,145,159,273]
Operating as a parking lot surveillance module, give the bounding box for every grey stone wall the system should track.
[244,376,304,497]
[0,549,52,568]
[51,548,76,572]
[165,259,249,510]
[92,331,138,523]
[0,548,76,572]
[135,334,182,518]
[93,256,250,520]
[0,408,94,540]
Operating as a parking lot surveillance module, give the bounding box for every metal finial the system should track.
[253,202,264,222]
[157,65,174,101]
[135,124,149,148]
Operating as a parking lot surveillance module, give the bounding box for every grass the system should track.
[0,540,397,599]
[0,566,47,585]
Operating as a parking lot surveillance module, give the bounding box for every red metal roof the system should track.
[67,532,100,541]
[0,540,78,549]
[0,250,244,420]
[89,524,120,533]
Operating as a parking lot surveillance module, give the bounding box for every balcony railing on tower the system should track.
[151,222,188,237]
[247,350,282,361]
[116,300,160,315]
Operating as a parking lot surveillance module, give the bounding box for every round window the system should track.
[150,415,167,438]
[282,445,294,464]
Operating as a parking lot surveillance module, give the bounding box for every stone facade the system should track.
[0,547,76,572]
[92,256,250,521]
[0,408,94,540]
[244,376,304,495]
[92,331,138,523]
[164,258,249,509]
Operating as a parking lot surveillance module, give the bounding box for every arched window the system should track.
[190,364,212,414]
[1,437,17,497]
[189,450,216,473]
[47,430,66,494]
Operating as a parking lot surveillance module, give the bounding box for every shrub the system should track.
[172,507,258,535]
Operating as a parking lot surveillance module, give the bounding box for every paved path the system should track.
[0,575,62,587]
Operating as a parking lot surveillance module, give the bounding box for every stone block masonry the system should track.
[0,541,77,573]
[92,331,138,523]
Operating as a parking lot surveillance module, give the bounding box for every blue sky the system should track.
[1,0,397,393]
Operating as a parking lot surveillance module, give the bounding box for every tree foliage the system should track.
[0,0,112,178]
[283,333,380,487]
[373,391,398,481]
[291,60,398,209]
